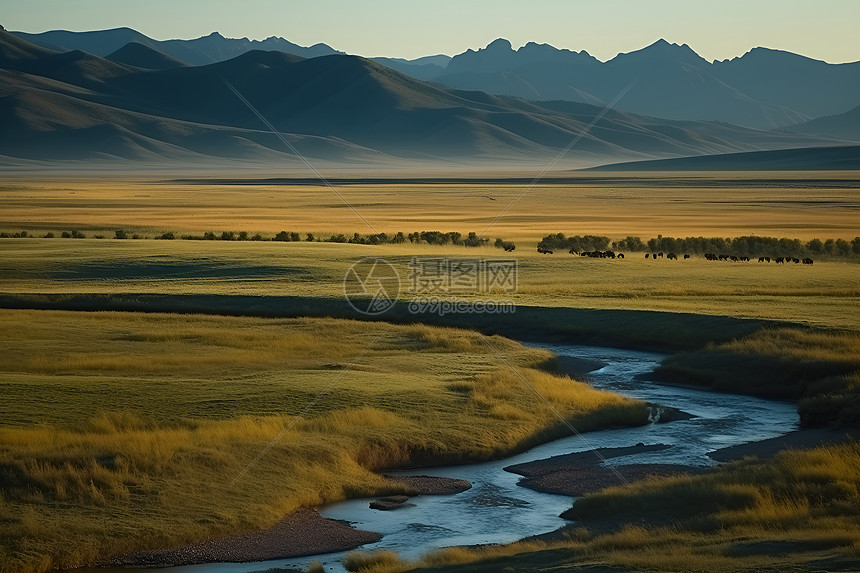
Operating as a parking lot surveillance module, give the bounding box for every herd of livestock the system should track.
[536,245,814,265]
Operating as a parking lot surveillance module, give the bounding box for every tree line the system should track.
[540,233,860,258]
[0,229,514,249]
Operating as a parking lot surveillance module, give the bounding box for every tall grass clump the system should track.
[343,550,405,572]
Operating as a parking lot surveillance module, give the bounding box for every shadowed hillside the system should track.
[106,42,188,70]
[588,145,860,171]
[12,27,341,64]
[0,29,849,164]
[792,105,860,141]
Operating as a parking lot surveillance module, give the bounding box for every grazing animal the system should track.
[793,258,800,264]
[758,257,765,262]
[802,258,813,265]
[776,257,784,264]
[617,253,624,259]
[658,252,664,258]
[683,254,690,259]
[645,253,650,259]
[667,253,678,260]
[765,257,771,263]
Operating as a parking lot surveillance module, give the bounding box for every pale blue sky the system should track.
[4,0,859,63]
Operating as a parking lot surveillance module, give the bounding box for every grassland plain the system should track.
[1,172,859,572]
[0,309,649,573]
[0,172,858,242]
[0,240,858,330]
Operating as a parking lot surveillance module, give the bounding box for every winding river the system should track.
[87,344,799,573]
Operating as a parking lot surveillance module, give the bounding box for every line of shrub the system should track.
[0,229,514,249]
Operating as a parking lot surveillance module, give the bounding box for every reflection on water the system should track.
[82,344,798,573]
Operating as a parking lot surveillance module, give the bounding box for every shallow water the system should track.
[80,344,798,573]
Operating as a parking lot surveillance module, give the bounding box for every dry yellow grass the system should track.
[0,309,647,573]
[0,239,856,329]
[1,172,858,572]
[0,172,858,242]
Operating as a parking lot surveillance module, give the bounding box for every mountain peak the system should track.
[610,38,707,66]
[486,38,513,51]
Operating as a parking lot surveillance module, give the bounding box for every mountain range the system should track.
[434,38,860,129]
[0,26,856,166]
[13,28,860,132]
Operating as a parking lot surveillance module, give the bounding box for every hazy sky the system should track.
[5,0,860,63]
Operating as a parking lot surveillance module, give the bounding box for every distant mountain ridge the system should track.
[13,28,860,130]
[0,28,850,166]
[433,38,860,129]
[12,27,342,65]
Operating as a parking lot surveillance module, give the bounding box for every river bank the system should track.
[73,343,804,572]
[96,476,472,568]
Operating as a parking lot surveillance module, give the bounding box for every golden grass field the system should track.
[0,239,857,329]
[0,172,858,242]
[0,309,647,573]
[1,172,857,329]
[0,172,858,572]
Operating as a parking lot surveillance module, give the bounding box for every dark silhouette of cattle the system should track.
[683,254,690,259]
[776,257,785,263]
[667,253,678,260]
[657,252,664,258]
[792,258,800,264]
[617,253,624,259]
[645,253,650,259]
[802,258,813,265]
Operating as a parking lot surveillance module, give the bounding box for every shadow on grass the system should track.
[0,293,768,351]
